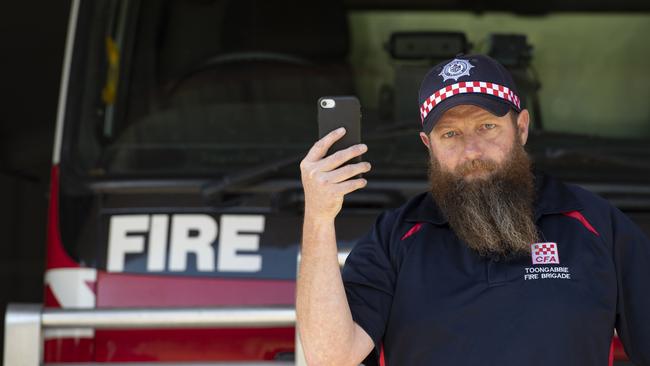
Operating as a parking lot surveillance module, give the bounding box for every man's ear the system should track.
[419,132,431,151]
[516,109,531,145]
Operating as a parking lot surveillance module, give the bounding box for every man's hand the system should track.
[300,127,372,221]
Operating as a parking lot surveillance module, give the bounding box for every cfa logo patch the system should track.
[531,242,560,265]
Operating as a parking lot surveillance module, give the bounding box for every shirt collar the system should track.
[403,172,583,225]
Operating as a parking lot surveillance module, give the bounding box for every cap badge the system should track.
[439,59,474,82]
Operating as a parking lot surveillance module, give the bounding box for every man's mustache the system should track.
[455,159,499,177]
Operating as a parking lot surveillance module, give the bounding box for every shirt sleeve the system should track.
[611,206,650,365]
[341,211,396,362]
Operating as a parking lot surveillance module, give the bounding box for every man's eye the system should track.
[442,131,457,138]
[483,123,496,130]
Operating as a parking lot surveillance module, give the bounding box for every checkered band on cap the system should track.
[420,81,521,124]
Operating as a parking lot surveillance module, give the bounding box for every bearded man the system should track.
[296,54,650,366]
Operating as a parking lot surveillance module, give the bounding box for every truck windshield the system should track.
[65,0,650,182]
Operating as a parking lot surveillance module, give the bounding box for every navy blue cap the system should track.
[418,54,523,134]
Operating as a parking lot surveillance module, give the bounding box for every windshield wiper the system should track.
[201,154,303,203]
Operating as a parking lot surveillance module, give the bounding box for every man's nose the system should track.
[462,134,483,160]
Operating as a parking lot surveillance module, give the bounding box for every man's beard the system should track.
[428,141,539,260]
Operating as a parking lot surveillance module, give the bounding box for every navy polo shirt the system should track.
[342,173,650,366]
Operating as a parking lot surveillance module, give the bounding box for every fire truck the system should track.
[4,0,649,364]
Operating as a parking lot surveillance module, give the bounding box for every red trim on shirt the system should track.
[401,222,423,240]
[562,210,600,236]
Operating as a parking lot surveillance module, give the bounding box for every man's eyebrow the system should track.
[442,114,498,125]
[434,114,499,131]
[434,116,471,129]
[434,122,455,130]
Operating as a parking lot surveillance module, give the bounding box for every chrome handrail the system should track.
[41,306,295,329]
[45,363,291,366]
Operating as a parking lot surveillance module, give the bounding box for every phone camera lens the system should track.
[320,99,335,108]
